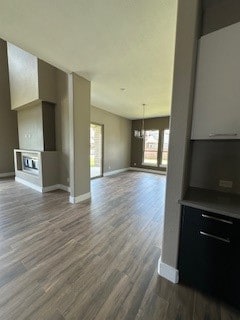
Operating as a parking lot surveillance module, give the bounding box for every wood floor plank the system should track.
[0,172,239,319]
[193,291,221,320]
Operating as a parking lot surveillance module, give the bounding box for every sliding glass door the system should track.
[90,123,103,179]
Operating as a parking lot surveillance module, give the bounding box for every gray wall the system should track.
[161,0,201,269]
[38,59,57,104]
[18,101,56,152]
[17,102,44,151]
[189,140,240,194]
[131,117,170,172]
[0,39,18,174]
[91,105,131,174]
[7,43,39,110]
[202,0,240,35]
[69,74,90,198]
[55,69,70,187]
[7,43,57,110]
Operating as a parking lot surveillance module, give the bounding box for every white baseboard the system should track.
[16,177,70,194]
[59,184,70,192]
[69,192,91,204]
[158,258,179,284]
[43,184,70,193]
[103,168,130,177]
[0,172,15,178]
[15,177,42,192]
[129,167,166,175]
[42,184,60,192]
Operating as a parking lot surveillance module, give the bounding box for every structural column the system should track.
[69,73,91,203]
[158,0,201,282]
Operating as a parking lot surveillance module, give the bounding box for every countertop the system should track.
[179,187,240,219]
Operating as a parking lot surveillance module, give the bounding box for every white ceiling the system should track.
[0,0,178,119]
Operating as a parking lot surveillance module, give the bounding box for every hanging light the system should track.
[134,104,146,139]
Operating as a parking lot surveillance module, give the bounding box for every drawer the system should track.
[179,205,240,309]
[183,206,235,239]
[179,220,235,303]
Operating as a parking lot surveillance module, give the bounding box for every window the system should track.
[161,129,170,166]
[90,124,103,178]
[143,130,159,166]
[141,129,170,167]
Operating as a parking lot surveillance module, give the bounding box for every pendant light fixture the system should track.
[134,104,146,139]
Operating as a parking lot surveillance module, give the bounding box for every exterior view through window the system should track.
[143,130,159,166]
[142,129,170,167]
[161,129,170,166]
[90,123,103,178]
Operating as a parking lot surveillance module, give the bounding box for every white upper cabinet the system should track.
[191,22,240,140]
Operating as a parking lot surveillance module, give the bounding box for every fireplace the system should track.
[22,154,39,175]
[14,149,58,192]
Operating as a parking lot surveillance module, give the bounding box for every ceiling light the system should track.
[134,104,146,139]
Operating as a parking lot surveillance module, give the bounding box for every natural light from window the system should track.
[143,130,159,166]
[161,129,170,166]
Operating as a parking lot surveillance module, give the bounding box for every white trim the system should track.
[158,258,179,284]
[0,172,15,178]
[129,167,166,175]
[15,177,42,192]
[69,192,91,204]
[42,185,59,192]
[103,168,130,177]
[59,184,70,192]
[15,177,70,193]
[44,184,71,193]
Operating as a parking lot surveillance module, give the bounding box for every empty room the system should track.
[0,0,240,319]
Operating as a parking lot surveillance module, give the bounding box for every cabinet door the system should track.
[191,22,240,140]
[178,206,240,309]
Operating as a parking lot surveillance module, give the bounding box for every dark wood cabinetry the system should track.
[178,206,240,309]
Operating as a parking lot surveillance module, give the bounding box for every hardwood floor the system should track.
[0,171,239,320]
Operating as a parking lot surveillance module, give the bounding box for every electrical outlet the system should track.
[134,162,137,166]
[219,180,233,188]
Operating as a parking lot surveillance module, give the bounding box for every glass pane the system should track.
[90,124,102,178]
[143,130,159,166]
[161,129,170,166]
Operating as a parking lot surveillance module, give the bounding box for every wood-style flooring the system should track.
[0,171,239,320]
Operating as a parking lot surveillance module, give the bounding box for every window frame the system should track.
[141,128,169,168]
[160,129,170,167]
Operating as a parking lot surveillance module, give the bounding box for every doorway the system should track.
[90,123,103,179]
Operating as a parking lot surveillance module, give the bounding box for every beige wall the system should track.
[17,102,44,151]
[0,39,19,174]
[7,43,57,110]
[161,0,201,268]
[55,69,70,187]
[7,42,70,186]
[38,59,57,104]
[91,105,131,173]
[7,43,39,110]
[69,74,90,198]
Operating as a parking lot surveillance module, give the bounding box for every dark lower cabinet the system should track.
[178,206,240,309]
